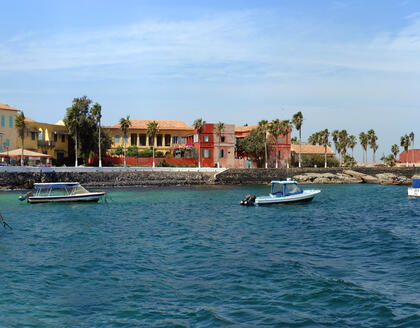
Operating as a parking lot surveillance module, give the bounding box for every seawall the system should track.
[0,167,418,189]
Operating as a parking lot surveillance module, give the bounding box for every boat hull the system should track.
[408,188,420,198]
[255,190,321,205]
[27,192,106,203]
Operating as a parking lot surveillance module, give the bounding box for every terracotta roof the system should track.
[24,117,36,122]
[0,103,19,111]
[291,144,335,155]
[234,124,259,133]
[107,119,194,131]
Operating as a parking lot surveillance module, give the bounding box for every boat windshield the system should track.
[284,183,302,195]
[271,183,283,195]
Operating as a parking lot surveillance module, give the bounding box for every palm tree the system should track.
[214,122,225,168]
[64,107,80,167]
[332,130,340,162]
[193,118,206,168]
[258,120,269,168]
[15,111,26,166]
[400,134,410,167]
[308,132,320,145]
[268,119,282,168]
[147,121,160,168]
[391,144,399,160]
[320,129,330,168]
[409,132,415,166]
[119,116,131,168]
[280,120,291,168]
[359,132,368,163]
[91,103,102,167]
[348,135,357,158]
[367,129,378,163]
[292,111,303,168]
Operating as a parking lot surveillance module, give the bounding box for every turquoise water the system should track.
[1,184,419,327]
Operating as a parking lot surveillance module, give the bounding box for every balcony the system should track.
[38,140,56,149]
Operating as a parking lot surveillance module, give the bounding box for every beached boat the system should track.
[19,182,106,203]
[241,180,321,206]
[408,179,420,198]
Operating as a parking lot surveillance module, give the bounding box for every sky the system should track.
[1,0,419,161]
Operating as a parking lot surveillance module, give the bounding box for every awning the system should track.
[0,148,52,158]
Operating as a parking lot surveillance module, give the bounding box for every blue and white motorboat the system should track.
[408,179,420,198]
[19,182,106,203]
[241,180,321,206]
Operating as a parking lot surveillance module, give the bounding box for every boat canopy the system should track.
[413,179,420,188]
[34,182,80,189]
[270,181,303,196]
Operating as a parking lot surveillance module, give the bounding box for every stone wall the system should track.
[0,171,215,189]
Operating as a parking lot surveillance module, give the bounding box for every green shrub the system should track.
[381,154,396,167]
[343,155,357,167]
[156,151,164,158]
[301,154,339,167]
[126,146,139,157]
[156,159,176,167]
[138,148,153,157]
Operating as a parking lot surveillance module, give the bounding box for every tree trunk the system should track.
[413,141,415,166]
[298,128,301,168]
[264,135,268,169]
[324,145,327,168]
[153,145,155,168]
[21,135,24,166]
[124,140,126,168]
[276,138,279,168]
[75,127,78,167]
[286,134,289,168]
[198,136,201,168]
[406,147,409,167]
[373,150,376,163]
[98,123,102,168]
[216,137,220,168]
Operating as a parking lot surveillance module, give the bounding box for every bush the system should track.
[343,155,357,167]
[138,148,153,157]
[301,154,339,167]
[156,159,176,167]
[381,154,396,167]
[126,146,139,157]
[156,151,164,158]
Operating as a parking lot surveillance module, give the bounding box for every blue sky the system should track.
[1,0,419,160]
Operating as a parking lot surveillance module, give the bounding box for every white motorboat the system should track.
[408,179,420,198]
[241,180,321,206]
[19,182,106,203]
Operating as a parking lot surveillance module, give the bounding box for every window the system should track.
[220,149,225,158]
[1,115,4,127]
[115,134,120,144]
[157,135,162,146]
[57,151,64,161]
[202,149,211,158]
[278,150,282,159]
[5,139,10,147]
[221,136,225,143]
[9,116,13,128]
[62,135,65,142]
[181,136,186,144]
[165,135,171,146]
[38,130,43,141]
[193,134,198,143]
[172,136,178,144]
[131,134,137,145]
[278,137,283,144]
[53,133,58,142]
[139,134,146,146]
[31,132,36,140]
[203,135,210,142]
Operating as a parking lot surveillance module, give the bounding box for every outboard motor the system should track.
[19,192,33,202]
[240,194,256,206]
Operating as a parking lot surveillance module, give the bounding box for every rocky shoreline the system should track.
[0,167,418,189]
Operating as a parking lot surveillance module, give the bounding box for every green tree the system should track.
[391,144,399,159]
[308,132,320,145]
[367,129,378,163]
[291,136,298,144]
[338,130,349,166]
[147,120,160,168]
[332,130,340,162]
[119,116,132,168]
[269,119,283,168]
[258,120,269,168]
[292,111,303,168]
[64,106,81,166]
[348,135,357,158]
[409,132,415,166]
[15,111,26,166]
[91,103,102,167]
[320,129,330,168]
[400,134,410,167]
[214,122,225,168]
[193,118,206,168]
[280,120,292,168]
[359,132,369,163]
[236,128,265,167]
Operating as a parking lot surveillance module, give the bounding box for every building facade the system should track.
[0,103,19,152]
[106,119,195,155]
[16,118,70,162]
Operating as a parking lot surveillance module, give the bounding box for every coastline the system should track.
[0,166,417,190]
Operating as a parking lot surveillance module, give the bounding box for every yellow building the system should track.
[0,102,19,152]
[106,119,194,154]
[16,118,70,162]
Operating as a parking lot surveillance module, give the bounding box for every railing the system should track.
[0,166,227,173]
[37,140,56,149]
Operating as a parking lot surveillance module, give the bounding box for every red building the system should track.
[188,123,236,168]
[399,149,420,165]
[234,124,292,168]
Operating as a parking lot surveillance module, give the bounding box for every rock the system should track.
[343,170,378,183]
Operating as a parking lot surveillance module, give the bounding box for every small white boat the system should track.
[408,179,420,198]
[241,180,321,206]
[19,182,106,203]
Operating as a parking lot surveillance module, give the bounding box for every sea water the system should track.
[0,184,419,327]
